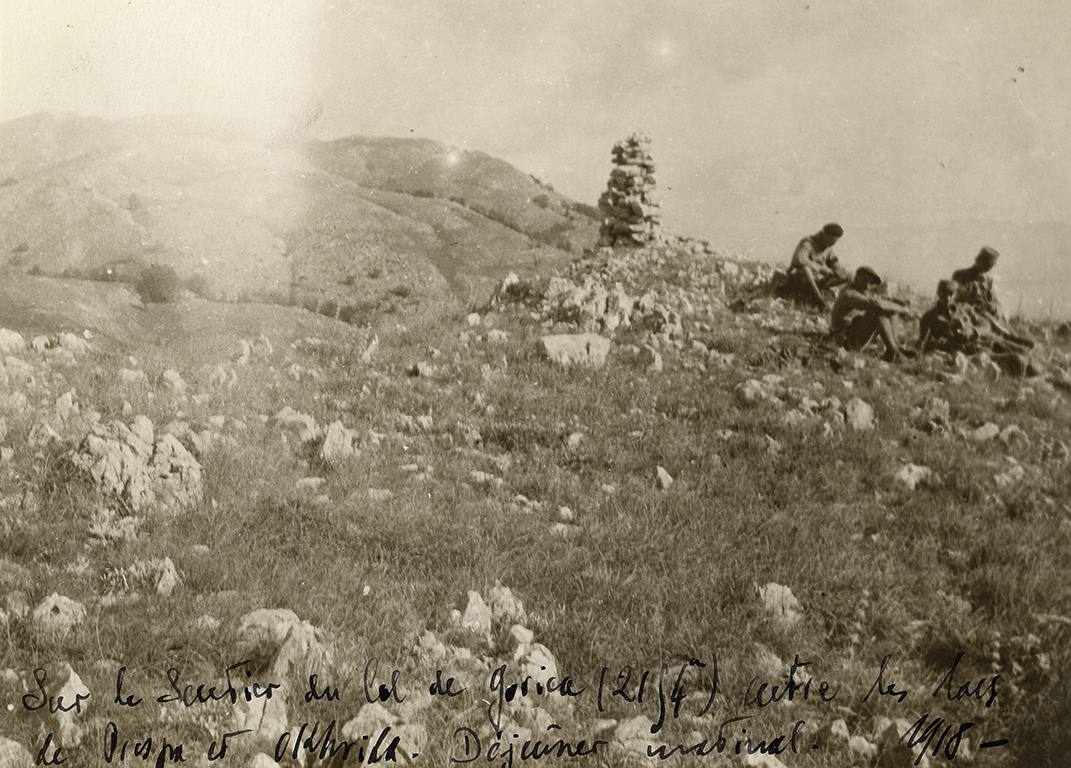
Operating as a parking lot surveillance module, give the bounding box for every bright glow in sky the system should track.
[3,0,1070,286]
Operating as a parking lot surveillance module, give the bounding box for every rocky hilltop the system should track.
[1,222,1070,764]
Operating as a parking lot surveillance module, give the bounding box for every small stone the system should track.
[0,329,27,355]
[969,423,1001,442]
[509,624,535,648]
[999,424,1031,448]
[759,583,803,627]
[461,591,492,638]
[194,615,221,632]
[155,557,181,596]
[31,594,86,640]
[845,397,875,431]
[550,522,579,538]
[160,369,187,393]
[656,466,673,490]
[470,470,504,489]
[320,421,359,463]
[848,736,878,760]
[737,378,767,404]
[487,583,527,626]
[119,368,148,386]
[537,333,612,368]
[0,736,35,767]
[896,464,934,491]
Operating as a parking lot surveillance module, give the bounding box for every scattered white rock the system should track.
[759,583,803,627]
[51,664,91,747]
[815,718,850,751]
[320,421,359,463]
[537,333,612,368]
[160,368,187,393]
[994,462,1026,490]
[0,736,34,767]
[71,418,202,512]
[999,424,1030,448]
[461,591,492,638]
[550,522,580,538]
[235,608,324,679]
[968,422,1001,443]
[470,470,504,489]
[656,466,674,490]
[0,329,27,355]
[737,378,768,404]
[896,464,934,491]
[155,557,181,596]
[194,615,221,632]
[849,735,878,760]
[31,594,86,640]
[487,582,527,626]
[845,397,875,431]
[252,334,273,358]
[118,368,148,386]
[273,407,320,443]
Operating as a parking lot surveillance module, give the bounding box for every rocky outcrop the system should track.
[70,416,203,512]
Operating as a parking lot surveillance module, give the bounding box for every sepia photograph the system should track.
[1,1,1070,766]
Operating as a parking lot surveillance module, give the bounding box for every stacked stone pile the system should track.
[598,132,662,247]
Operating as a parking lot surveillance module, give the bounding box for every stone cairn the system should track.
[597,132,662,247]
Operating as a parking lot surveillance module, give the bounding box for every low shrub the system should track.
[136,264,183,303]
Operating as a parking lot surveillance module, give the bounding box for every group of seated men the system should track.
[784,224,1038,372]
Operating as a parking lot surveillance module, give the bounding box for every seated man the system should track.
[919,274,1040,377]
[951,246,1034,349]
[785,222,850,309]
[829,266,914,362]
[917,279,977,354]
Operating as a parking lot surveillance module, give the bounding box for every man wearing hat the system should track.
[951,246,1001,317]
[787,223,850,309]
[829,266,914,363]
[950,246,1034,349]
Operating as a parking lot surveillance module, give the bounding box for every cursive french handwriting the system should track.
[16,651,1011,765]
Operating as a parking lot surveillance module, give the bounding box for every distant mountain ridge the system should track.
[0,112,599,322]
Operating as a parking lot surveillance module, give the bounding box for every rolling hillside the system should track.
[0,112,599,321]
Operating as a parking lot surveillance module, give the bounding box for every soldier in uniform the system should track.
[786,223,850,309]
[828,266,914,363]
[951,246,1034,350]
[917,279,976,354]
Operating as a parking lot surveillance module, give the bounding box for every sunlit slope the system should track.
[1,112,598,318]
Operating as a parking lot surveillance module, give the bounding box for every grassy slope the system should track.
[1,242,1069,766]
[0,114,596,318]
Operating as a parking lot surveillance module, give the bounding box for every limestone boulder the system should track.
[537,333,611,368]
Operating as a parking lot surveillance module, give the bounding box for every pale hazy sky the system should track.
[3,1,1070,265]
